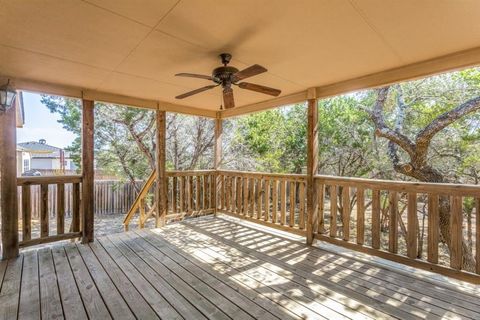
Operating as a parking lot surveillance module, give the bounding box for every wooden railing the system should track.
[216,170,307,236]
[123,168,480,283]
[123,170,216,230]
[17,175,83,248]
[313,175,480,282]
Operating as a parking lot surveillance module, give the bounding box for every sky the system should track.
[16,92,76,148]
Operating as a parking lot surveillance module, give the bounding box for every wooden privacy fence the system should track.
[16,179,140,248]
[17,180,140,219]
[123,170,216,230]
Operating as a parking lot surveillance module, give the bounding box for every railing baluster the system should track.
[407,192,418,259]
[427,193,439,264]
[180,177,185,212]
[196,175,201,212]
[272,180,278,224]
[289,181,295,227]
[172,177,178,213]
[72,183,80,233]
[249,178,255,217]
[280,180,286,225]
[203,175,208,210]
[189,176,194,212]
[317,181,324,233]
[342,186,350,241]
[371,189,381,249]
[450,196,463,270]
[22,185,31,241]
[264,179,270,222]
[236,176,242,214]
[243,177,249,215]
[230,176,236,213]
[57,183,65,235]
[40,184,49,238]
[330,185,337,238]
[389,191,398,253]
[257,179,263,219]
[299,181,305,229]
[210,174,216,210]
[139,198,146,228]
[476,198,480,274]
[356,187,364,245]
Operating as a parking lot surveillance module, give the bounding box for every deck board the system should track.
[199,218,480,315]
[2,216,480,320]
[18,251,40,320]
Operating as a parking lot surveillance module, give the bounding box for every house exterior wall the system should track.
[31,158,54,170]
[16,151,31,176]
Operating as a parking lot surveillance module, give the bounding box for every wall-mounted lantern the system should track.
[0,80,17,112]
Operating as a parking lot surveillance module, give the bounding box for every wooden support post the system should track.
[306,98,319,245]
[82,99,94,243]
[213,113,222,214]
[156,109,167,227]
[0,100,19,259]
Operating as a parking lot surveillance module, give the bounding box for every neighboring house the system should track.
[16,145,32,176]
[17,139,77,176]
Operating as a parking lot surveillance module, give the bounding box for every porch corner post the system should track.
[81,99,94,243]
[0,99,19,259]
[213,112,222,215]
[306,96,319,245]
[156,108,167,227]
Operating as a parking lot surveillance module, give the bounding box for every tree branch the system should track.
[369,87,416,158]
[416,95,480,146]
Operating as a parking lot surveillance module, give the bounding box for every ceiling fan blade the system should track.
[223,87,235,109]
[175,85,217,99]
[175,73,213,81]
[233,64,267,81]
[238,82,281,96]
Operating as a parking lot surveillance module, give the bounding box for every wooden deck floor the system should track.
[1,216,480,320]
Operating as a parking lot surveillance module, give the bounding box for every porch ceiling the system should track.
[1,0,480,117]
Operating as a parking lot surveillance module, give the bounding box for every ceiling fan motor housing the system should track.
[212,66,239,87]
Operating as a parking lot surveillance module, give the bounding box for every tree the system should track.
[223,104,307,173]
[366,83,480,270]
[41,96,214,185]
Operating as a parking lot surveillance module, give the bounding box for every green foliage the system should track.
[225,105,306,173]
[41,95,82,170]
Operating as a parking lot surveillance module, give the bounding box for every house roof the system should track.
[17,141,71,159]
[1,1,480,118]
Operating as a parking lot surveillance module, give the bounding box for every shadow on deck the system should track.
[1,216,479,319]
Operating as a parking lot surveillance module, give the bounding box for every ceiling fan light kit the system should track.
[175,53,281,109]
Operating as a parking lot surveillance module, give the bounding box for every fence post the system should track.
[306,94,319,245]
[0,96,19,259]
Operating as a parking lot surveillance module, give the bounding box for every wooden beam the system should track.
[81,99,94,243]
[0,101,19,259]
[156,110,167,227]
[306,98,319,245]
[213,113,222,215]
[221,91,308,118]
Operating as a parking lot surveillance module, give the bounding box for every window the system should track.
[23,159,30,172]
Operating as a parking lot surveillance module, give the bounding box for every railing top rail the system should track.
[315,174,480,196]
[167,170,216,177]
[217,169,306,180]
[17,175,83,186]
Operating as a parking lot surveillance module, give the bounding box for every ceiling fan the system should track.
[175,53,281,109]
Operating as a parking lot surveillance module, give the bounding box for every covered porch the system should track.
[1,1,480,319]
[3,216,480,320]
